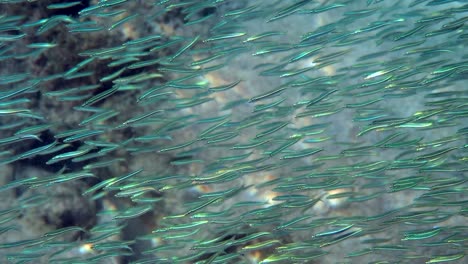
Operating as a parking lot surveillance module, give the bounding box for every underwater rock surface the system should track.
[0,0,467,263]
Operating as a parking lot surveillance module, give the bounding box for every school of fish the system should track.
[0,0,467,263]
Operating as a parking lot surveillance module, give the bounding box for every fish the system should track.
[0,0,467,263]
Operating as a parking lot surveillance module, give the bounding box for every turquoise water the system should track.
[0,0,466,263]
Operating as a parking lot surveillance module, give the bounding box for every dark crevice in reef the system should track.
[2,0,91,20]
[17,130,90,173]
[120,205,159,263]
[200,7,217,17]
[162,7,184,24]
[46,0,91,18]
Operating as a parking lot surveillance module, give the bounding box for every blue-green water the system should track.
[0,0,466,263]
